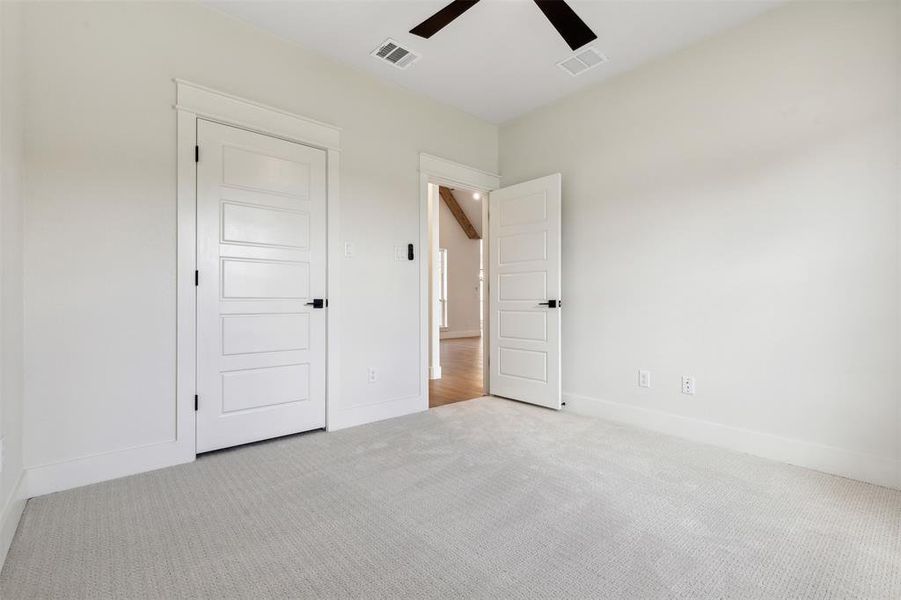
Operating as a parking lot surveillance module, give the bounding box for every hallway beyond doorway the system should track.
[429,337,483,407]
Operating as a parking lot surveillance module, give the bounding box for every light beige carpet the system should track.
[2,397,899,599]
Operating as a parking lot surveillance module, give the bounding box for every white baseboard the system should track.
[429,365,442,379]
[328,393,426,431]
[25,439,194,499]
[0,471,27,571]
[21,391,425,497]
[439,330,481,340]
[563,392,901,490]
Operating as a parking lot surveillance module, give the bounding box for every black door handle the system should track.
[305,298,326,309]
[538,300,560,308]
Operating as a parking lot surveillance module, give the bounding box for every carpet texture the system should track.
[1,397,899,599]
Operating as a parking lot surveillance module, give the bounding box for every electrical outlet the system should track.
[638,370,651,388]
[368,368,377,383]
[681,376,696,395]
[394,245,406,261]
[344,242,355,258]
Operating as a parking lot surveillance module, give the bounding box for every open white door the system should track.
[196,119,327,452]
[488,174,562,409]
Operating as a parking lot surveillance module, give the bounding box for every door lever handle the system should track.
[538,300,560,308]
[305,298,326,309]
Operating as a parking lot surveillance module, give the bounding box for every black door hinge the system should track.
[195,270,199,286]
[194,395,198,411]
[195,145,199,163]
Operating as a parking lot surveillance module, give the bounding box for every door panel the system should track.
[489,174,562,409]
[499,348,547,381]
[221,202,310,248]
[498,231,547,264]
[221,364,310,413]
[222,145,311,195]
[221,313,310,355]
[197,119,326,452]
[499,272,547,300]
[498,192,548,226]
[498,311,547,341]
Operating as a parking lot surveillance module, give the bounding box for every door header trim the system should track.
[174,79,341,151]
[419,153,500,191]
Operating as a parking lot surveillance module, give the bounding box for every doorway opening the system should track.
[418,154,562,412]
[428,183,486,407]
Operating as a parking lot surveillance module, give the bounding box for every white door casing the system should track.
[488,174,562,409]
[196,119,327,452]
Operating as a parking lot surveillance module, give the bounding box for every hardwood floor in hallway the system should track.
[429,336,484,408]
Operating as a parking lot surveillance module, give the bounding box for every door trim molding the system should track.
[419,154,500,408]
[176,80,342,456]
[174,79,340,150]
[419,153,500,191]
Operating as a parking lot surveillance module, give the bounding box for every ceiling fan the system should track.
[410,0,597,52]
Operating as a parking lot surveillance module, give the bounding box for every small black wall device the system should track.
[407,243,414,261]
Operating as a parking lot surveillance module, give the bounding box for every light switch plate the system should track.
[639,370,651,388]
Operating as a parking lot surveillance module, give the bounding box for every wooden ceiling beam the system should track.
[439,186,480,240]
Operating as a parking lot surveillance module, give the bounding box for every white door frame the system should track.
[176,80,342,456]
[418,154,500,406]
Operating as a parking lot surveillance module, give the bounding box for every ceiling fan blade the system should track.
[410,0,481,39]
[533,0,597,51]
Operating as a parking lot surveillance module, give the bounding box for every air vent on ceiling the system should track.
[371,38,420,70]
[557,47,608,76]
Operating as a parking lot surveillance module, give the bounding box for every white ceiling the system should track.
[207,1,779,123]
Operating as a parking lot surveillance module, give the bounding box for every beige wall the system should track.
[439,200,482,337]
[0,0,26,561]
[500,1,901,487]
[9,0,901,495]
[20,2,497,469]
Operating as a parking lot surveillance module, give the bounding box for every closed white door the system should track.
[196,119,327,453]
[488,174,562,409]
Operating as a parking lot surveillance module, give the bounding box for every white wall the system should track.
[439,200,482,337]
[20,2,497,477]
[0,0,26,564]
[500,1,901,488]
[11,0,900,498]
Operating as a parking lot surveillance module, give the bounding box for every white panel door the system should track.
[488,174,562,409]
[197,119,327,452]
